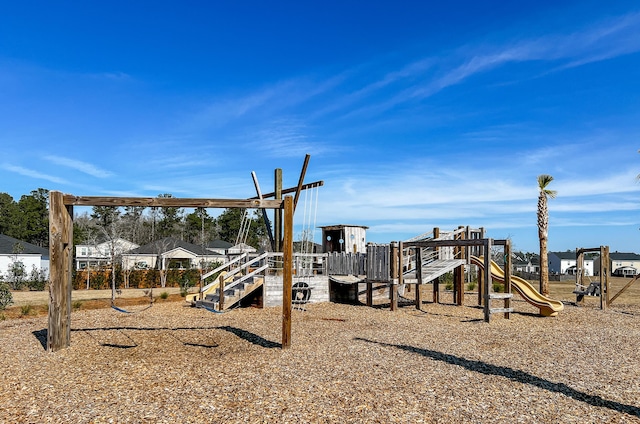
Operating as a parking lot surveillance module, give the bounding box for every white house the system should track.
[0,234,49,279]
[603,252,640,277]
[75,238,139,270]
[549,251,594,276]
[121,237,225,270]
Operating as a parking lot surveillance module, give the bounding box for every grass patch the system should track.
[20,304,33,316]
[72,300,83,311]
[159,291,169,300]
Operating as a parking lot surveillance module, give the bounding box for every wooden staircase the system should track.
[196,273,265,311]
[195,253,269,312]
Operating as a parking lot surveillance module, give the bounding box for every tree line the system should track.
[0,189,270,250]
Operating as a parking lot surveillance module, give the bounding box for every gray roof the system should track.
[550,251,576,260]
[207,239,233,249]
[0,234,49,257]
[610,252,640,261]
[125,237,212,255]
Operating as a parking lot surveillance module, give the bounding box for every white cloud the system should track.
[1,164,69,185]
[44,155,113,178]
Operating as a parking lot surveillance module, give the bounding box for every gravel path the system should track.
[1,299,639,423]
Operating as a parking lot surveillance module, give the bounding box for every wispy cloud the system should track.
[2,163,69,185]
[44,155,113,178]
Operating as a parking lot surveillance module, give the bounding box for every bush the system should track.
[27,266,47,291]
[467,282,477,291]
[0,283,12,310]
[492,282,504,293]
[159,291,169,300]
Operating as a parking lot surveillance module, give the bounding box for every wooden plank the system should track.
[293,154,310,212]
[281,196,293,349]
[63,195,283,209]
[609,274,640,304]
[48,191,74,352]
[390,242,398,311]
[405,238,510,249]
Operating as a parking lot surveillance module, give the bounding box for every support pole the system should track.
[483,239,492,323]
[281,196,293,349]
[602,245,609,310]
[218,273,225,311]
[576,249,585,306]
[504,239,512,319]
[390,242,398,311]
[415,247,422,310]
[47,191,73,352]
[433,227,440,304]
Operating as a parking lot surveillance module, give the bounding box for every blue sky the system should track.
[1,1,639,253]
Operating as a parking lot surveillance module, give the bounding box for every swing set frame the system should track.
[48,192,295,352]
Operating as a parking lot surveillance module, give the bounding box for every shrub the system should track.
[72,300,83,311]
[0,313,5,321]
[159,291,169,300]
[445,281,454,291]
[20,304,33,316]
[27,266,47,291]
[492,282,503,293]
[467,282,477,291]
[0,283,12,310]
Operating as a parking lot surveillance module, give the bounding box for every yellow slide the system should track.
[470,256,564,317]
[185,271,234,306]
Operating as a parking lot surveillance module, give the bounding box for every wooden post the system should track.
[433,227,440,304]
[576,249,585,305]
[281,196,293,349]
[602,245,609,310]
[398,241,403,308]
[390,242,398,311]
[415,247,422,310]
[218,273,225,311]
[477,267,483,306]
[454,226,465,306]
[47,191,73,352]
[483,239,492,323]
[274,168,283,253]
[504,240,512,319]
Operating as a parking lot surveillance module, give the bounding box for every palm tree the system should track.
[537,174,557,296]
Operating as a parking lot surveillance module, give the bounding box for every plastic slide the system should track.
[470,256,564,317]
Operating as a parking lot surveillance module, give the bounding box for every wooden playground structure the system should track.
[574,245,640,309]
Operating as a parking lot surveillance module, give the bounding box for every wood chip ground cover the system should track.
[1,298,639,423]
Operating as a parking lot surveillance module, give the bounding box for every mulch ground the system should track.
[1,295,639,423]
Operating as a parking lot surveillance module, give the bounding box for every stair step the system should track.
[489,293,513,299]
[490,308,514,314]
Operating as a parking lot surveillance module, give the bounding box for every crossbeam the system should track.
[63,195,283,209]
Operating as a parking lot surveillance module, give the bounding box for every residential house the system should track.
[598,252,640,277]
[513,254,539,274]
[75,238,139,270]
[121,237,224,270]
[549,251,594,276]
[206,239,233,255]
[0,234,49,278]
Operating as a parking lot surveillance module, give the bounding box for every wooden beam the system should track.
[293,154,310,212]
[249,180,324,200]
[63,195,283,209]
[48,191,74,352]
[405,238,509,249]
[281,196,293,349]
[274,169,283,253]
[251,171,275,251]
